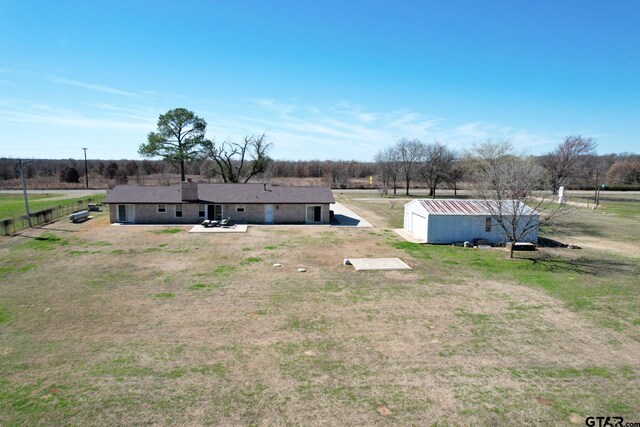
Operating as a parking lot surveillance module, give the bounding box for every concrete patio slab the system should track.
[330,203,373,227]
[188,224,248,233]
[348,258,412,271]
[111,223,192,227]
[393,228,425,243]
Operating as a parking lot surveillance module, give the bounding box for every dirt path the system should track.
[570,237,640,258]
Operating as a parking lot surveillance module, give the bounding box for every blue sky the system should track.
[1,0,639,161]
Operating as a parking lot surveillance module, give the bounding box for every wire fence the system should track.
[570,195,640,203]
[1,194,105,235]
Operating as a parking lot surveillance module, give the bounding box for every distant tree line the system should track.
[0,157,376,186]
[1,128,638,191]
[1,148,638,190]
[0,158,163,184]
[374,136,640,195]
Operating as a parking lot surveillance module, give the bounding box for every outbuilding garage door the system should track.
[410,213,428,241]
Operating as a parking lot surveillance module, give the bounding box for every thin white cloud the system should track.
[202,99,558,160]
[200,100,435,159]
[0,94,559,160]
[89,102,157,122]
[0,101,154,131]
[252,98,298,115]
[450,121,553,153]
[47,75,141,97]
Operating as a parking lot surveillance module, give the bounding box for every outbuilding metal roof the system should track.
[413,199,538,216]
[104,183,335,204]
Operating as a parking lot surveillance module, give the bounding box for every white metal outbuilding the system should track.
[403,199,539,244]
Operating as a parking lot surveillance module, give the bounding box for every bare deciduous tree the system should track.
[59,167,80,183]
[606,160,640,184]
[396,138,425,195]
[201,134,272,183]
[540,135,597,193]
[467,140,565,258]
[446,160,466,196]
[124,160,139,177]
[323,160,353,189]
[374,146,400,195]
[419,141,455,198]
[103,161,119,179]
[141,160,157,175]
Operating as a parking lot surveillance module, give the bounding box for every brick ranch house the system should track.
[104,181,335,225]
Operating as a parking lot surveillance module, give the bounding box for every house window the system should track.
[485,217,492,232]
[198,204,205,217]
[157,204,166,213]
[236,205,245,213]
[175,204,183,218]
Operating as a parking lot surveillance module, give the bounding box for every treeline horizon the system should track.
[1,150,639,190]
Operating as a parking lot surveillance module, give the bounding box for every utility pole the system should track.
[17,159,33,228]
[82,147,89,189]
[594,169,599,205]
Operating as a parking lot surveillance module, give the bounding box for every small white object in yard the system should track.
[343,258,351,265]
[273,263,282,267]
[297,267,306,272]
[558,186,565,204]
[464,241,470,248]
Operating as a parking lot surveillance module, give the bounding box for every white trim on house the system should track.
[117,204,135,223]
[157,204,166,213]
[305,205,323,223]
[207,204,223,221]
[175,204,183,218]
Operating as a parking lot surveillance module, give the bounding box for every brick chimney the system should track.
[180,179,198,202]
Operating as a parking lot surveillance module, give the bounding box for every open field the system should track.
[0,193,105,220]
[0,194,639,425]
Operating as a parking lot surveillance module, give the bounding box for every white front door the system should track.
[117,204,134,223]
[264,204,274,223]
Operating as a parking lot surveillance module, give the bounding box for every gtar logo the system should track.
[585,416,623,427]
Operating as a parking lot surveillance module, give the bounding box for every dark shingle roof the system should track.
[104,185,182,203]
[105,183,335,204]
[198,184,335,204]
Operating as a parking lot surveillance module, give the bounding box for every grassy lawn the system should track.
[596,200,640,219]
[0,199,638,425]
[0,193,104,220]
[333,191,408,228]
